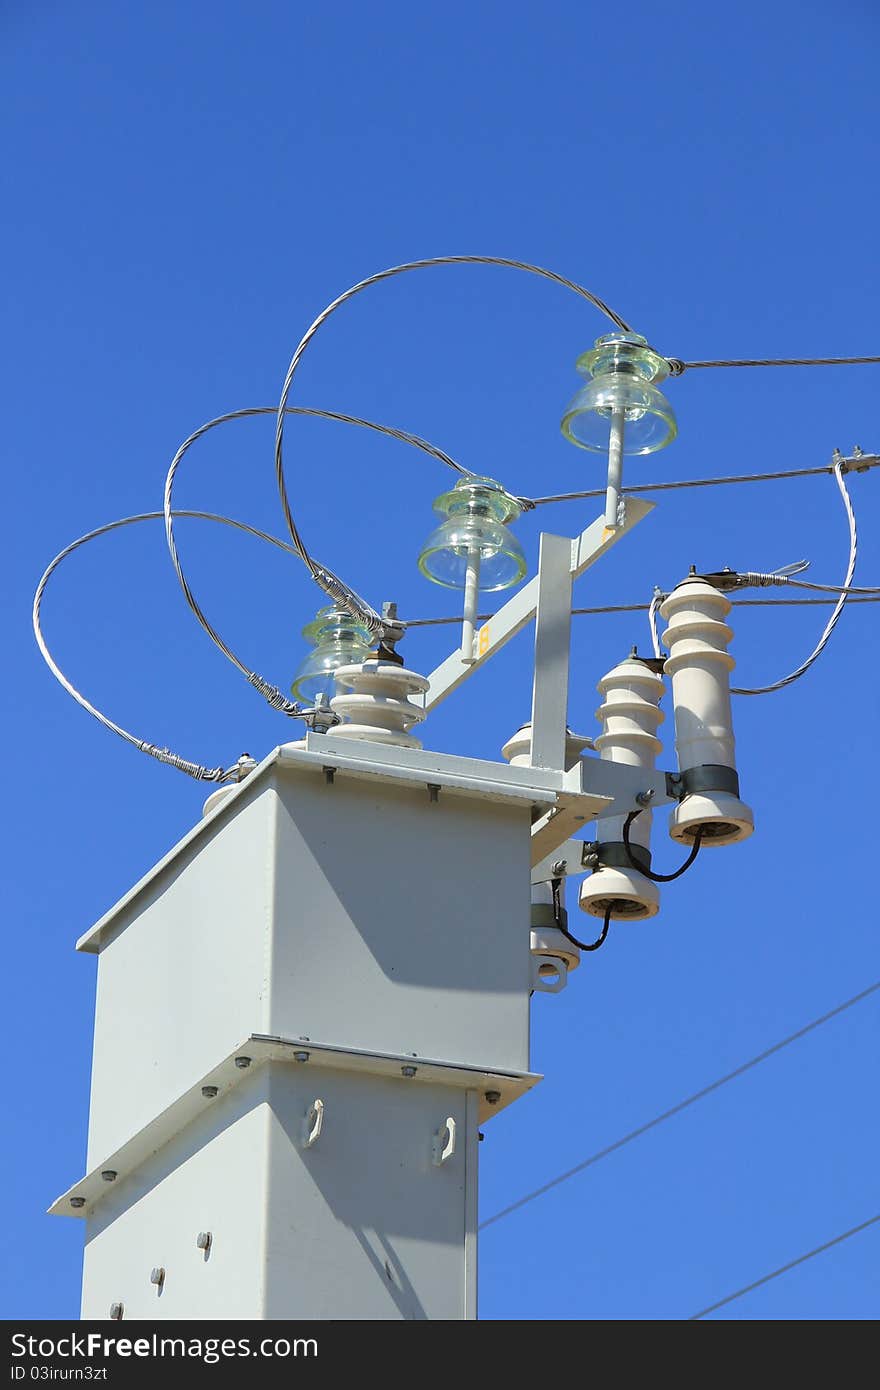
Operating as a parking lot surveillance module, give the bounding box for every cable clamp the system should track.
[834,445,879,475]
[665,765,740,800]
[581,840,653,875]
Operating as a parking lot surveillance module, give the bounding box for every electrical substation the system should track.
[33,256,879,1320]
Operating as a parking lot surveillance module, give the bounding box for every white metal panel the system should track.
[81,1063,479,1321]
[81,1072,273,1321]
[77,739,564,957]
[77,747,282,954]
[269,767,533,1073]
[262,1066,477,1320]
[51,1035,541,1219]
[291,734,568,798]
[85,785,276,1165]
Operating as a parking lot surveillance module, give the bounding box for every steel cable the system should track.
[668,354,880,375]
[400,593,880,630]
[731,460,857,694]
[34,509,304,782]
[480,980,880,1231]
[688,1214,880,1319]
[523,457,878,508]
[163,405,469,713]
[273,256,635,629]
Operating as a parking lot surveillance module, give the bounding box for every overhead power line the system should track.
[671,354,880,373]
[688,1214,880,1320]
[525,453,879,508]
[402,594,880,630]
[479,980,880,1231]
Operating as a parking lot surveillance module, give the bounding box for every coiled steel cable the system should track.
[667,354,880,376]
[164,405,470,713]
[644,463,862,694]
[273,256,636,630]
[731,461,857,694]
[34,510,304,782]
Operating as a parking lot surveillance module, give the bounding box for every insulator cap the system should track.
[578,868,660,920]
[501,722,593,769]
[668,791,754,847]
[530,924,581,972]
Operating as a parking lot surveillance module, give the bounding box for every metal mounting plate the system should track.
[49,1035,542,1219]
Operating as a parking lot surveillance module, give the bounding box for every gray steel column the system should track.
[529,533,574,771]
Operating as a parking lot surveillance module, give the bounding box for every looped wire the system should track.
[732,460,857,694]
[274,256,635,631]
[164,406,474,681]
[33,508,317,784]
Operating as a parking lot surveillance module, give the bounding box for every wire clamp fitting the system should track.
[582,840,653,875]
[834,444,880,475]
[665,765,741,801]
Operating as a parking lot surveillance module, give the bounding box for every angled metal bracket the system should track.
[420,498,655,714]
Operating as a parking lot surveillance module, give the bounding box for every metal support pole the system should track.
[528,534,574,771]
[461,547,481,662]
[604,407,626,529]
[421,497,654,713]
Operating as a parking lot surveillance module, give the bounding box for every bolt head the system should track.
[109,1303,124,1320]
[293,1050,310,1063]
[101,1170,117,1183]
[201,1085,219,1098]
[234,1056,252,1069]
[401,1065,417,1078]
[150,1267,165,1286]
[69,1196,85,1209]
[196,1232,212,1250]
[485,1090,502,1105]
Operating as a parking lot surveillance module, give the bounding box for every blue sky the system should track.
[3,0,878,1320]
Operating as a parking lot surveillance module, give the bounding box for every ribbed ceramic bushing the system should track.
[578,654,665,920]
[660,577,754,846]
[330,661,429,749]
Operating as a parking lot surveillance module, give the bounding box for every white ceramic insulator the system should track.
[660,578,754,846]
[529,883,580,973]
[501,723,592,771]
[660,578,737,771]
[528,886,578,994]
[330,661,429,749]
[578,655,664,920]
[202,785,235,819]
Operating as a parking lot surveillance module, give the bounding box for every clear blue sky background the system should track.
[2,1,878,1321]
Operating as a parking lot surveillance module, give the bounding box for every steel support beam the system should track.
[529,533,574,771]
[421,498,654,713]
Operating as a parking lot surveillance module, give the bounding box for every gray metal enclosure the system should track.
[53,737,555,1320]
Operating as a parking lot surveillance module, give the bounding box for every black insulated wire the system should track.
[623,809,704,882]
[556,898,614,953]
